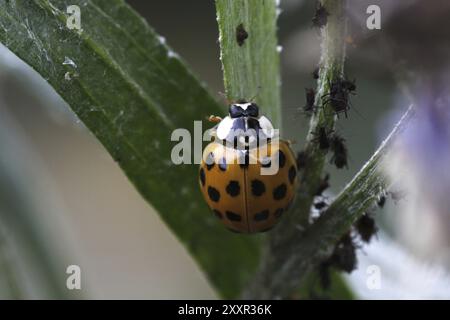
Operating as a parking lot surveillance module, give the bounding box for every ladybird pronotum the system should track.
[199,102,297,234]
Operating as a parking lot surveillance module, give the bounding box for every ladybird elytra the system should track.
[199,102,298,234]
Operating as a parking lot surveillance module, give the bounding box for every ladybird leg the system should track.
[208,115,223,123]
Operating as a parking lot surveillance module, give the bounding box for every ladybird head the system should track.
[216,102,275,143]
[229,102,259,118]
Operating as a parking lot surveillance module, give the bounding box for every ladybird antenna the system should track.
[249,85,262,102]
[218,91,232,105]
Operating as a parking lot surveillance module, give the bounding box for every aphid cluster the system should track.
[315,174,397,292]
[321,77,356,118]
[312,126,348,169]
[329,134,348,169]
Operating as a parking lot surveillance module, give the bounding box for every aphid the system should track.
[318,262,331,290]
[342,78,356,93]
[318,232,357,289]
[329,134,348,169]
[312,67,320,80]
[199,102,297,233]
[355,213,378,243]
[236,23,249,46]
[314,200,328,210]
[330,232,357,273]
[322,78,351,118]
[303,88,317,114]
[312,126,332,150]
[296,150,308,170]
[312,3,329,28]
[389,190,406,204]
[315,173,330,196]
[377,195,386,208]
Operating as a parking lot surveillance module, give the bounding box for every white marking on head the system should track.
[216,116,233,140]
[235,103,252,110]
[259,116,275,138]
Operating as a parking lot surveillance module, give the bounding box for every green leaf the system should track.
[0,0,260,298]
[216,0,282,128]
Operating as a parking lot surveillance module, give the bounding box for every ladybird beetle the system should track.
[199,102,297,233]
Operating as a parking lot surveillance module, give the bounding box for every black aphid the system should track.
[314,200,328,210]
[318,262,331,290]
[355,213,378,243]
[329,134,348,169]
[377,195,386,208]
[313,126,332,150]
[296,150,308,170]
[342,78,357,93]
[330,232,357,273]
[303,88,317,114]
[322,78,352,118]
[236,23,248,46]
[312,67,320,80]
[312,3,329,28]
[318,232,358,290]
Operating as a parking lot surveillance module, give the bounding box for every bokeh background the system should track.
[0,0,449,299]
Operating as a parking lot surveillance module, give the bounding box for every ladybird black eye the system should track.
[229,105,243,118]
[248,103,259,117]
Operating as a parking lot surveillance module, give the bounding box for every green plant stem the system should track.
[215,0,281,128]
[242,105,415,299]
[291,0,348,237]
[244,0,348,298]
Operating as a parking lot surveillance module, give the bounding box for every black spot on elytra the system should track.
[218,157,227,171]
[226,211,242,221]
[273,183,287,200]
[254,210,269,221]
[277,150,286,168]
[199,168,205,186]
[213,209,223,219]
[288,165,297,184]
[208,186,220,202]
[236,23,248,46]
[205,152,215,170]
[261,157,271,168]
[274,208,284,218]
[251,179,266,196]
[226,180,240,197]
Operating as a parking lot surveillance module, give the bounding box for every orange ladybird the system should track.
[199,102,297,233]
